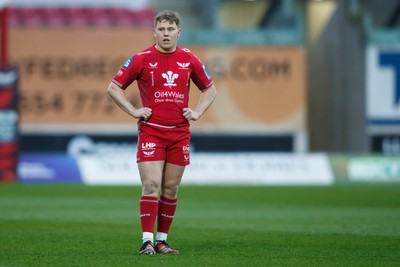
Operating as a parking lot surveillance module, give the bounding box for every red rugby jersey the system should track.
[112,45,214,126]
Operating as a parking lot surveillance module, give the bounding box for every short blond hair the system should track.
[154,10,180,28]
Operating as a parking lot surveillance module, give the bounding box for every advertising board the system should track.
[10,29,306,137]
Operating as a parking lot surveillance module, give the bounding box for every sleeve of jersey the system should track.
[111,56,140,90]
[191,55,214,91]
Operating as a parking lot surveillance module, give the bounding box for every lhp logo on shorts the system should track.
[182,145,190,162]
[142,142,156,157]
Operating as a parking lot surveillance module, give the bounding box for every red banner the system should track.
[0,67,19,182]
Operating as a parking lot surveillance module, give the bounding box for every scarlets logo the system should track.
[177,62,190,69]
[182,145,190,161]
[162,71,178,88]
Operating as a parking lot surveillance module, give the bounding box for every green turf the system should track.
[0,184,399,266]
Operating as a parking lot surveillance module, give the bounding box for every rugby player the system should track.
[107,10,217,255]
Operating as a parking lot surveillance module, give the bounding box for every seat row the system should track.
[8,7,155,28]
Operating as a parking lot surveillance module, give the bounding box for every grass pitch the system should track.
[0,184,399,266]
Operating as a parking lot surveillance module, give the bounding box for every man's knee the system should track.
[161,182,180,198]
[142,180,160,196]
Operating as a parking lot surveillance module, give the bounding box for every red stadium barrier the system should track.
[8,7,155,28]
[0,67,19,183]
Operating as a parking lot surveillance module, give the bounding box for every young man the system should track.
[107,10,217,255]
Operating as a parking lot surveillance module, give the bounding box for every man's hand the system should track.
[133,107,152,121]
[183,107,200,121]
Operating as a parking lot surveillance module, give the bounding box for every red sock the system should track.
[140,196,158,233]
[157,195,177,234]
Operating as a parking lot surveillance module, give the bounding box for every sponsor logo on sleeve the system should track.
[202,65,211,79]
[123,57,133,69]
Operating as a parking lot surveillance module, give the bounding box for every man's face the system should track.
[154,19,181,53]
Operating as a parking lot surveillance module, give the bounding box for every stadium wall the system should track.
[18,143,400,185]
[10,28,307,152]
[18,145,335,186]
